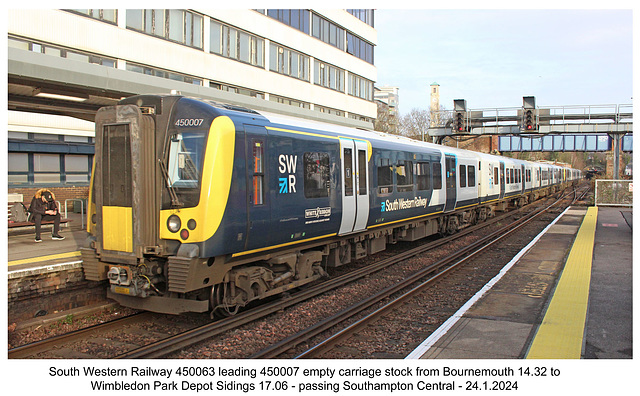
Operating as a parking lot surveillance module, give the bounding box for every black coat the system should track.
[28,192,58,217]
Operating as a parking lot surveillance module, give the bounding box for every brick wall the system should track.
[8,267,107,323]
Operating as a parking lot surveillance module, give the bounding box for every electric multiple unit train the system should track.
[81,94,581,315]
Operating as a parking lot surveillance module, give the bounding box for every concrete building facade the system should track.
[7,9,377,203]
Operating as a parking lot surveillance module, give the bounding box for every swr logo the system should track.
[278,154,297,194]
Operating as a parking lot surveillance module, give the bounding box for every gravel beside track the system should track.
[9,194,583,359]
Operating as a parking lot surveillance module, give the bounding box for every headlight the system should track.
[167,215,181,233]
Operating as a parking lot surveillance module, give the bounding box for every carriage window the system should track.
[416,162,431,191]
[304,152,330,198]
[445,157,456,189]
[494,167,499,185]
[432,162,442,190]
[252,141,264,205]
[343,148,353,197]
[459,165,467,187]
[468,165,476,187]
[377,158,393,194]
[358,150,367,195]
[397,160,413,192]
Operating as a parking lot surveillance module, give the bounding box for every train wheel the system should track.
[210,284,241,317]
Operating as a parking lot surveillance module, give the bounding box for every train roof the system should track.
[143,95,578,172]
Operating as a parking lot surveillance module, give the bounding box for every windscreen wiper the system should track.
[158,158,183,208]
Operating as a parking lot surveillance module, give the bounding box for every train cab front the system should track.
[82,95,236,314]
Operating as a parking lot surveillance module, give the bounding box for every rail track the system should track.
[252,185,589,358]
[8,184,588,359]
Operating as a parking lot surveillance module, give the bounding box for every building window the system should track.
[67,9,117,24]
[348,73,373,101]
[8,150,94,187]
[269,94,310,109]
[346,33,374,64]
[33,154,61,184]
[126,62,202,85]
[269,43,309,81]
[8,153,29,184]
[311,13,344,50]
[210,82,264,99]
[9,37,117,68]
[314,60,344,93]
[314,105,343,117]
[265,9,310,34]
[347,9,374,27]
[65,155,91,183]
[210,20,264,68]
[127,9,203,49]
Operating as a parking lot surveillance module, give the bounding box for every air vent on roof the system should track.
[221,103,258,114]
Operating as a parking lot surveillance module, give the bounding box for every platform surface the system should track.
[408,206,632,359]
[7,212,87,274]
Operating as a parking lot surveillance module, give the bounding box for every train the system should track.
[81,94,582,316]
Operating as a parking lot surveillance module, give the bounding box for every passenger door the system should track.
[244,125,271,250]
[444,154,456,212]
[499,161,506,199]
[339,138,370,235]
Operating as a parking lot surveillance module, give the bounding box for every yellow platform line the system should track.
[526,206,598,359]
[8,251,82,267]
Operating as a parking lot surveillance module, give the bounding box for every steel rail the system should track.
[115,186,585,359]
[8,311,153,359]
[263,186,586,359]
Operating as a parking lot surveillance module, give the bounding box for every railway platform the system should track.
[6,212,99,324]
[6,207,633,359]
[7,211,87,271]
[407,205,632,359]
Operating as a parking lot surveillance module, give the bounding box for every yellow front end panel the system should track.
[159,116,236,243]
[102,206,133,252]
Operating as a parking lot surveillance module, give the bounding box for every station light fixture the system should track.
[33,87,89,102]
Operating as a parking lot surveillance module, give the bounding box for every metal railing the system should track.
[64,198,86,229]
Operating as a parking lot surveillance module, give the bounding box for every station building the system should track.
[7,9,377,207]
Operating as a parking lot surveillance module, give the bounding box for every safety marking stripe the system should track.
[405,206,572,359]
[8,250,81,267]
[526,206,598,359]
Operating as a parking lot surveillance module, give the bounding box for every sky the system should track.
[374,8,634,115]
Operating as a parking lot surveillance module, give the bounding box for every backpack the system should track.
[10,202,29,222]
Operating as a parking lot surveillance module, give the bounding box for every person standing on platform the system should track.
[28,188,65,242]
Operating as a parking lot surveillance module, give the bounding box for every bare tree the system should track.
[399,108,431,141]
[374,100,399,135]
